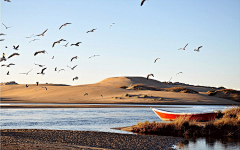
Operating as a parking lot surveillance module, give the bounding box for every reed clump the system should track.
[131,107,240,138]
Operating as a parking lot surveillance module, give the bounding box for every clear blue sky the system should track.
[1,0,240,90]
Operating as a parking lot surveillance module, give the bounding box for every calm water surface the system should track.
[1,105,239,150]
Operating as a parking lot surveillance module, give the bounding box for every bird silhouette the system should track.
[36,29,48,36]
[26,84,29,88]
[109,23,115,28]
[42,87,47,90]
[67,65,77,70]
[2,23,12,29]
[178,43,188,50]
[70,42,82,46]
[6,71,10,75]
[37,68,47,75]
[26,34,34,38]
[34,63,45,67]
[29,39,39,43]
[13,45,19,50]
[1,63,15,67]
[19,69,33,75]
[0,33,6,36]
[52,39,66,47]
[141,0,148,6]
[84,93,88,96]
[147,74,154,80]
[0,39,5,41]
[8,53,20,59]
[63,42,69,47]
[70,56,78,62]
[59,23,71,30]
[34,50,47,56]
[58,69,65,73]
[73,76,78,81]
[154,58,160,63]
[4,0,11,2]
[86,28,97,33]
[176,72,183,76]
[194,46,202,52]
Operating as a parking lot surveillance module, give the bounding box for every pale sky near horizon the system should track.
[1,0,240,90]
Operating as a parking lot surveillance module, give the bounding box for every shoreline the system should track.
[1,103,238,109]
[1,129,183,150]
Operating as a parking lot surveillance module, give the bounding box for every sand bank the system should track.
[1,129,183,150]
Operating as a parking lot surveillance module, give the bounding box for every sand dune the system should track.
[1,76,239,106]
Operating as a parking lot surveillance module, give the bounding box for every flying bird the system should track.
[37,68,47,75]
[52,39,66,47]
[67,65,77,70]
[26,34,34,38]
[84,93,88,96]
[88,55,100,59]
[4,0,11,2]
[0,33,6,36]
[154,58,160,63]
[176,72,183,76]
[101,95,103,97]
[13,45,19,50]
[1,53,7,62]
[70,56,78,62]
[36,29,48,36]
[109,23,115,28]
[29,39,39,43]
[1,63,15,67]
[86,28,97,33]
[178,43,188,50]
[194,46,202,52]
[58,69,65,73]
[0,39,5,41]
[19,69,33,75]
[70,42,82,46]
[147,74,154,80]
[6,71,9,75]
[63,42,69,47]
[8,53,20,59]
[42,87,47,90]
[59,23,71,30]
[141,0,148,6]
[34,50,47,56]
[26,84,29,88]
[54,67,57,71]
[34,63,45,67]
[73,76,78,81]
[2,23,12,29]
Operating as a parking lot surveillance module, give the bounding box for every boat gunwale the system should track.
[151,108,217,115]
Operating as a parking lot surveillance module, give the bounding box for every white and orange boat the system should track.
[151,108,218,121]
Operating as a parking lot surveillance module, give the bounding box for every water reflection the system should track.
[177,137,240,150]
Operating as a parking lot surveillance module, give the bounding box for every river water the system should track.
[1,105,239,150]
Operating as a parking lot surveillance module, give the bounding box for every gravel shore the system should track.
[1,129,183,150]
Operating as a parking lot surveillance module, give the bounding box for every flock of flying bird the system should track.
[0,21,107,91]
[1,0,203,93]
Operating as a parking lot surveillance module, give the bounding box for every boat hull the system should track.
[152,108,218,121]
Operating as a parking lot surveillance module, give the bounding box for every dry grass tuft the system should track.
[208,89,240,102]
[132,107,240,138]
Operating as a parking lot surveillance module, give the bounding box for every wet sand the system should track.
[1,129,183,150]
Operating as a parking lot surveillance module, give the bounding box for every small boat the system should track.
[151,108,218,121]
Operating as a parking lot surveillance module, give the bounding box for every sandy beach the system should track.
[1,77,239,108]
